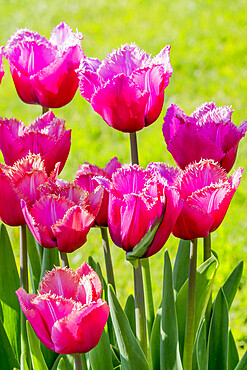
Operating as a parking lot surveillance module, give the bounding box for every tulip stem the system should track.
[129,132,139,165]
[203,234,211,261]
[183,238,197,370]
[141,258,154,340]
[100,227,116,291]
[74,353,84,370]
[133,260,147,356]
[60,251,69,268]
[42,106,49,114]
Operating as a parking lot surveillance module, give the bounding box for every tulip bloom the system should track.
[172,159,243,240]
[74,157,122,226]
[0,46,4,83]
[0,111,71,174]
[163,102,247,173]
[22,185,103,252]
[0,154,57,226]
[16,263,109,354]
[78,43,173,133]
[4,22,84,108]
[108,165,181,258]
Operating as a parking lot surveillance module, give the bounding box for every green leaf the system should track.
[126,213,164,267]
[108,285,150,370]
[234,351,247,370]
[228,329,239,370]
[0,224,21,360]
[26,321,48,370]
[57,357,66,370]
[89,329,114,370]
[208,288,229,370]
[150,308,161,370]
[111,345,121,368]
[40,247,60,280]
[124,294,136,336]
[0,316,19,370]
[51,355,74,370]
[20,352,29,370]
[173,239,190,297]
[222,261,243,310]
[160,250,183,370]
[27,228,41,293]
[176,255,218,359]
[41,342,59,369]
[195,319,207,370]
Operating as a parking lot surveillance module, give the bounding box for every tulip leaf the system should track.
[234,350,247,370]
[57,357,66,370]
[111,345,121,367]
[173,239,190,297]
[150,307,162,370]
[160,250,183,370]
[51,355,74,370]
[176,255,218,359]
[108,285,150,370]
[124,294,136,336]
[20,352,29,370]
[27,228,41,293]
[222,260,243,310]
[0,316,19,370]
[228,329,239,370]
[0,224,21,360]
[126,214,163,267]
[208,288,229,370]
[41,342,59,369]
[89,329,114,370]
[40,247,60,280]
[26,321,48,370]
[193,319,207,370]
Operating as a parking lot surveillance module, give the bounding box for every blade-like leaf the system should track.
[0,224,20,360]
[51,355,74,370]
[108,285,150,370]
[40,247,60,280]
[208,288,229,370]
[124,294,136,336]
[228,329,239,370]
[234,351,247,370]
[0,316,19,370]
[160,250,183,370]
[20,352,29,370]
[111,345,121,368]
[150,308,162,370]
[57,357,66,370]
[89,329,114,370]
[222,261,243,310]
[41,342,59,369]
[173,239,190,297]
[27,228,41,293]
[26,321,48,370]
[196,319,207,370]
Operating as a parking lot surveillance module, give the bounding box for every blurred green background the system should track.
[0,0,246,356]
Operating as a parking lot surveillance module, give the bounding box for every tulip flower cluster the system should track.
[0,19,246,370]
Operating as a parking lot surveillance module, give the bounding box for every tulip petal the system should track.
[0,46,4,83]
[51,300,109,354]
[111,165,148,197]
[76,262,102,301]
[108,193,125,248]
[78,69,103,102]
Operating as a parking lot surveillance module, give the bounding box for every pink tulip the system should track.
[16,262,109,354]
[0,153,57,226]
[78,43,172,133]
[21,184,103,252]
[74,157,122,226]
[163,102,247,172]
[172,159,243,240]
[4,22,84,108]
[108,164,181,258]
[0,46,4,83]
[0,111,71,174]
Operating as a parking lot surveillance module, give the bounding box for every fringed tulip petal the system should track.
[76,262,102,300]
[0,46,4,83]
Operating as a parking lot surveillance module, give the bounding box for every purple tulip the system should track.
[163,102,247,172]
[78,43,173,133]
[4,22,84,108]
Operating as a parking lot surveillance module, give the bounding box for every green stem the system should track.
[183,238,197,370]
[129,132,139,165]
[74,353,84,370]
[42,106,49,114]
[133,260,147,356]
[141,258,154,340]
[60,251,69,268]
[100,227,116,291]
[203,234,211,261]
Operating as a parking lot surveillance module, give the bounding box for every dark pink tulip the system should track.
[78,43,172,133]
[0,46,4,83]
[172,159,243,240]
[108,164,182,258]
[74,157,122,226]
[0,154,57,226]
[163,102,247,172]
[4,22,84,108]
[16,263,109,354]
[0,111,71,174]
[21,185,103,252]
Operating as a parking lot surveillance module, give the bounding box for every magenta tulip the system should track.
[74,157,122,226]
[4,22,84,108]
[108,165,181,257]
[78,43,172,133]
[0,154,57,226]
[163,102,247,172]
[172,159,243,240]
[16,262,109,354]
[0,111,71,174]
[0,46,4,83]
[21,185,103,252]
